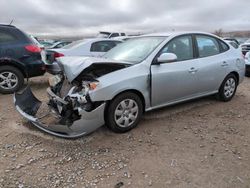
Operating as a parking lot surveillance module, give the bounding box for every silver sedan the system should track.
[14,32,245,138]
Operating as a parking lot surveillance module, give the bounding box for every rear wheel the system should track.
[0,66,24,94]
[216,73,237,102]
[106,92,143,133]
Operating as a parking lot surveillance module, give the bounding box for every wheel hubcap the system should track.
[0,72,18,90]
[224,78,236,98]
[114,99,139,128]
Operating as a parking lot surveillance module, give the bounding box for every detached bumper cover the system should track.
[14,86,106,138]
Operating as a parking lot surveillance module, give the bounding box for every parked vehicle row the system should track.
[14,32,245,138]
[223,38,240,45]
[0,25,127,94]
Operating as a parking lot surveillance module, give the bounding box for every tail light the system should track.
[54,52,64,59]
[25,45,41,53]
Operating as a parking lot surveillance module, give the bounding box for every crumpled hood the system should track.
[56,56,131,82]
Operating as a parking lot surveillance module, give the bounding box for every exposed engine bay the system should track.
[47,62,129,126]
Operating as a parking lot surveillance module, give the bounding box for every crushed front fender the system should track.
[14,86,106,138]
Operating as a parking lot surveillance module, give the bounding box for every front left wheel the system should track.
[106,92,143,133]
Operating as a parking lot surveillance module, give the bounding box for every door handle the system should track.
[188,67,198,73]
[221,61,229,67]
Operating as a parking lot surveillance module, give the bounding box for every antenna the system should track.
[9,19,14,25]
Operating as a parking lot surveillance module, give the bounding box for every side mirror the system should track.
[157,53,177,64]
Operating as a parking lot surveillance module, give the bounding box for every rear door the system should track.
[151,35,201,107]
[193,34,229,93]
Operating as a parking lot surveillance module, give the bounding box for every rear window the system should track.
[90,41,121,52]
[219,40,230,51]
[0,31,17,43]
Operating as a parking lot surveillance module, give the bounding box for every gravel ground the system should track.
[0,75,250,188]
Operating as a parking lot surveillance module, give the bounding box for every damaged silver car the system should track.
[14,32,245,138]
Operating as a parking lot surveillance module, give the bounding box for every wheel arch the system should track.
[0,59,27,78]
[218,71,239,91]
[104,89,146,122]
[229,71,239,85]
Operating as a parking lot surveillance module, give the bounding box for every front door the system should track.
[151,35,200,107]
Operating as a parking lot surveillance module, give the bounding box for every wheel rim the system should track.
[0,72,18,90]
[224,78,236,98]
[114,99,139,128]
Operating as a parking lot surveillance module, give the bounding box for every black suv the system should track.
[0,24,45,94]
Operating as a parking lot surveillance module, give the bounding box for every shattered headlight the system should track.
[82,81,99,91]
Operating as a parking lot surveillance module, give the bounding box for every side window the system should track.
[196,35,220,58]
[90,41,118,52]
[0,31,16,43]
[160,35,194,61]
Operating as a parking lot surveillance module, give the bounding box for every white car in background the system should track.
[97,31,126,38]
[44,38,122,64]
[245,51,250,77]
[225,40,239,49]
[241,39,250,56]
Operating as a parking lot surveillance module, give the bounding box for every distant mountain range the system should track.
[223,30,250,37]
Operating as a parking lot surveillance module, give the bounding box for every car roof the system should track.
[0,24,16,28]
[142,31,218,38]
[84,38,123,43]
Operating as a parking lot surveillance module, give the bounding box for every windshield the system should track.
[103,37,166,63]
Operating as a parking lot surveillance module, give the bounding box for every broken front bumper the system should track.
[14,86,106,138]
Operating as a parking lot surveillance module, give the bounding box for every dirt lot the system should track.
[0,75,250,188]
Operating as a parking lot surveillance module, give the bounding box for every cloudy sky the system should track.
[1,0,250,36]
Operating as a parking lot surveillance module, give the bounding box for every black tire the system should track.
[216,73,238,102]
[0,66,24,94]
[106,92,143,133]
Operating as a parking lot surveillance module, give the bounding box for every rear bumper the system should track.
[25,60,46,78]
[14,86,106,138]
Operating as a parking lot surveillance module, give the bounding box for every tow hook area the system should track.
[14,86,106,138]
